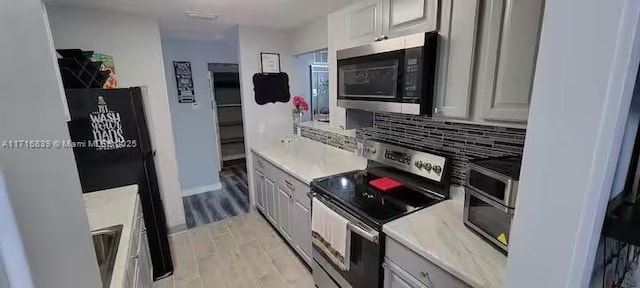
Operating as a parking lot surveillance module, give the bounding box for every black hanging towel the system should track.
[253,72,291,105]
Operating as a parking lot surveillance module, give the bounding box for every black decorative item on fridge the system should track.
[65,87,174,280]
[253,72,291,105]
[57,49,109,89]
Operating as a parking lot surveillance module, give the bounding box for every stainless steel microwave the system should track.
[337,32,438,115]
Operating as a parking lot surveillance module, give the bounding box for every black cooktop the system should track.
[311,169,445,228]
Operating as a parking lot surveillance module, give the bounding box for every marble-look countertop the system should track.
[383,186,507,288]
[83,185,139,288]
[251,137,366,185]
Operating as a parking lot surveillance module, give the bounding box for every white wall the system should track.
[505,0,640,287]
[0,1,102,287]
[238,26,298,209]
[161,35,239,194]
[46,5,186,229]
[290,16,329,56]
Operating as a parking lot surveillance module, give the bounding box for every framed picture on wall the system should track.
[260,53,281,74]
[173,61,195,103]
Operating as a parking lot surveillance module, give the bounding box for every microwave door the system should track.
[339,60,399,99]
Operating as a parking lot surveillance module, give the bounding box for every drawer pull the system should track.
[285,180,295,191]
[420,270,433,284]
[141,228,147,235]
[131,254,139,260]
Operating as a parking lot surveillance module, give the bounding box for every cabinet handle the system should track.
[420,270,433,284]
[374,36,381,41]
[131,254,139,260]
[381,35,388,40]
[434,107,441,115]
[141,227,147,235]
[138,215,144,220]
[285,180,295,191]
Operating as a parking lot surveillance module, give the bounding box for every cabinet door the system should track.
[383,262,429,288]
[291,199,312,265]
[137,229,153,288]
[433,0,479,119]
[382,0,438,38]
[345,0,384,47]
[277,186,293,241]
[265,178,277,224]
[254,170,265,212]
[478,0,543,122]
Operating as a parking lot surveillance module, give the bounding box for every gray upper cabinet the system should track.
[382,0,438,39]
[432,0,480,119]
[476,0,544,122]
[345,0,384,47]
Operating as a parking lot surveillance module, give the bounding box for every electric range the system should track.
[310,140,451,288]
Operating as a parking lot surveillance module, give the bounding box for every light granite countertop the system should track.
[83,185,139,288]
[251,137,366,185]
[383,186,507,288]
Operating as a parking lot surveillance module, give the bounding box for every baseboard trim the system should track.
[181,183,223,197]
[168,223,188,235]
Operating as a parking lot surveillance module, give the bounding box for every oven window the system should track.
[339,59,399,99]
[469,170,506,200]
[468,194,512,243]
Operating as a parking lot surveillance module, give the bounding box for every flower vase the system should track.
[292,110,302,135]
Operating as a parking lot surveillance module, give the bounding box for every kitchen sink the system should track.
[92,224,123,288]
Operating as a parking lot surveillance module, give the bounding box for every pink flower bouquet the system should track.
[292,95,309,114]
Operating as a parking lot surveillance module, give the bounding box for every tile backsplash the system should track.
[358,112,527,184]
[300,113,527,185]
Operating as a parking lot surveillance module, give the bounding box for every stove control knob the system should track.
[433,165,442,174]
[415,161,424,169]
[424,163,433,172]
[369,147,377,154]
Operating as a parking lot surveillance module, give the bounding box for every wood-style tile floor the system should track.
[153,212,315,288]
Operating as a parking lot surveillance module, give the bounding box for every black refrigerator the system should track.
[65,87,173,280]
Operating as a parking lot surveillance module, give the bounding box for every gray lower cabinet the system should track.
[254,170,265,211]
[384,237,470,288]
[277,186,293,242]
[291,199,312,264]
[265,178,277,223]
[126,199,153,288]
[384,261,429,288]
[252,153,312,266]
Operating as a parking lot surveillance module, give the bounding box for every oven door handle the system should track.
[348,222,379,243]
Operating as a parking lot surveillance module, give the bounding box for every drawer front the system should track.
[385,237,470,288]
[253,153,270,174]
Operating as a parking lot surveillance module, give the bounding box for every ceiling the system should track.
[45,0,357,41]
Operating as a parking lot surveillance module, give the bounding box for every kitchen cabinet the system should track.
[476,0,544,123]
[252,153,312,266]
[126,200,153,288]
[277,186,293,242]
[384,237,470,288]
[265,178,277,223]
[344,0,384,48]
[382,0,438,39]
[291,200,312,264]
[254,170,265,211]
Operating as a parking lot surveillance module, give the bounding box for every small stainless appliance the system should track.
[310,141,451,288]
[463,156,522,253]
[337,32,438,115]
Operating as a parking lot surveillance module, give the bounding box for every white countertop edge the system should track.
[83,184,139,288]
[382,223,484,288]
[251,147,315,184]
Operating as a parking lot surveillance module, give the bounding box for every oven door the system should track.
[463,188,514,253]
[312,195,382,288]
